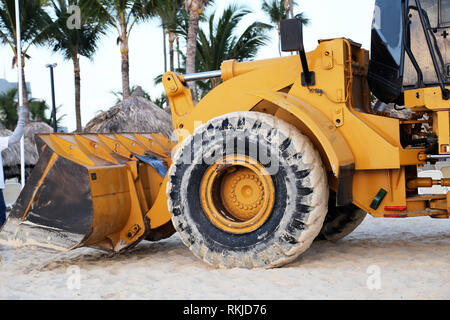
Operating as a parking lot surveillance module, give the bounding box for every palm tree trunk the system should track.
[211,77,219,89]
[186,3,201,75]
[73,57,82,132]
[20,65,29,125]
[284,0,294,18]
[289,0,294,18]
[277,26,281,56]
[169,31,175,71]
[285,0,294,55]
[120,14,130,99]
[176,34,181,70]
[186,0,204,101]
[163,27,168,73]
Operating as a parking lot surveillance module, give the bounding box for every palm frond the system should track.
[193,4,272,97]
[48,0,106,62]
[0,0,53,56]
[0,88,18,130]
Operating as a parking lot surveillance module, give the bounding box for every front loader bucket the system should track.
[0,133,175,252]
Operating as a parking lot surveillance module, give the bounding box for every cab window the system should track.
[421,0,439,27]
[440,0,450,26]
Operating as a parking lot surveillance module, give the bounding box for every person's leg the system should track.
[0,190,6,227]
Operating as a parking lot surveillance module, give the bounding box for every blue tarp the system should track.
[134,154,168,178]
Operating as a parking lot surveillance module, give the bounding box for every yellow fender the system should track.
[250,90,355,205]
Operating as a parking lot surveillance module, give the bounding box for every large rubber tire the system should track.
[317,191,367,242]
[167,112,329,269]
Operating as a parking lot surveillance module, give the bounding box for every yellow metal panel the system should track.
[89,166,129,197]
[133,134,170,158]
[145,176,172,229]
[47,134,95,167]
[164,72,195,127]
[73,135,118,165]
[405,87,450,111]
[115,165,147,250]
[447,192,450,215]
[250,90,354,177]
[150,133,176,153]
[356,112,400,146]
[114,134,147,156]
[436,111,450,154]
[75,134,128,164]
[287,41,402,170]
[353,169,406,217]
[140,164,164,205]
[87,192,131,245]
[169,55,301,141]
[97,134,133,159]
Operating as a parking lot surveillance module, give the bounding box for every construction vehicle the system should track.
[1,0,449,268]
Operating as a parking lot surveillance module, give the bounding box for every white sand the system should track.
[0,215,448,300]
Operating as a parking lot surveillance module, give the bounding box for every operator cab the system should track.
[368,0,450,105]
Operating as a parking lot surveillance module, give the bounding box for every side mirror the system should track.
[280,18,315,86]
[280,18,304,52]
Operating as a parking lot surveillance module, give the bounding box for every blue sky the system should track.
[0,0,376,132]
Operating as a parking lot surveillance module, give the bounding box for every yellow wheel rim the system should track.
[200,155,275,234]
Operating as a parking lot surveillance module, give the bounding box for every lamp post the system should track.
[46,63,57,132]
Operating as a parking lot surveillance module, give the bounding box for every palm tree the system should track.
[150,92,167,109]
[0,0,52,114]
[28,98,66,126]
[152,0,183,72]
[48,0,105,132]
[0,88,19,129]
[184,0,211,100]
[80,0,153,100]
[285,0,293,18]
[294,12,309,25]
[28,99,50,123]
[262,0,309,55]
[262,0,286,56]
[110,84,152,104]
[0,88,65,129]
[195,5,272,96]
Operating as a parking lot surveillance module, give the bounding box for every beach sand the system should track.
[0,215,448,300]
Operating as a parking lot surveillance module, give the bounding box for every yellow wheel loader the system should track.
[1,0,449,268]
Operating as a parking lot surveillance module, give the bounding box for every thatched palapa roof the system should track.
[1,86,173,179]
[84,86,173,138]
[1,122,53,178]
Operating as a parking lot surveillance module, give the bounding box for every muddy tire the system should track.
[317,191,367,241]
[167,112,328,269]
